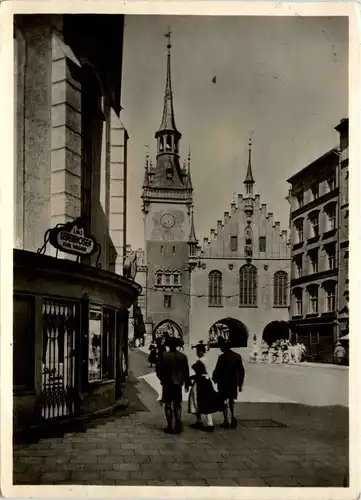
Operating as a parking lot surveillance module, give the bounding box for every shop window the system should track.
[13,295,35,391]
[88,305,115,382]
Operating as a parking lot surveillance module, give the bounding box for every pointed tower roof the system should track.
[186,146,193,189]
[156,29,180,136]
[188,206,197,244]
[143,151,150,188]
[244,136,255,185]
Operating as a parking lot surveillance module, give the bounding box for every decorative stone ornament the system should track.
[264,264,269,271]
[228,264,234,270]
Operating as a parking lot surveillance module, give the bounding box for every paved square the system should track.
[13,350,349,487]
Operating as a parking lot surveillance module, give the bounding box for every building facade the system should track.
[335,118,349,339]
[13,14,140,433]
[140,35,291,347]
[287,147,341,362]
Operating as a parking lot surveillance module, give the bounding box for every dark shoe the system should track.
[231,417,238,429]
[164,427,173,434]
[190,421,203,430]
[173,422,183,434]
[220,421,230,429]
[204,426,215,433]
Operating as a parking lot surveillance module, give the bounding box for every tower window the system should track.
[230,236,238,252]
[259,236,266,253]
[160,245,164,255]
[172,245,176,255]
[164,295,172,309]
[173,273,180,285]
[166,135,172,151]
[165,273,171,285]
[156,273,162,286]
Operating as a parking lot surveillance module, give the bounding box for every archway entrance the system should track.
[262,321,290,346]
[209,318,249,348]
[152,319,183,342]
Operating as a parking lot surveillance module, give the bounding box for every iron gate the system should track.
[41,298,79,419]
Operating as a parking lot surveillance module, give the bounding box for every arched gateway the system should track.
[209,318,249,347]
[152,319,183,341]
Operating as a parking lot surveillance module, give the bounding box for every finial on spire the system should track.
[188,145,191,164]
[165,27,172,51]
[244,133,255,192]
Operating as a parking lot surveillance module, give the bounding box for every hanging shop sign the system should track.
[49,221,97,257]
[38,218,102,266]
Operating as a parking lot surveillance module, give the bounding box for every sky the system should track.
[121,15,348,250]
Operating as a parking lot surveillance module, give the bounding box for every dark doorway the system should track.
[209,318,249,347]
[262,320,290,346]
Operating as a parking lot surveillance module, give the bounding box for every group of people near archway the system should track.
[154,336,245,434]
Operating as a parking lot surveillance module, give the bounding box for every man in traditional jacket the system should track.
[156,337,190,434]
[212,337,245,429]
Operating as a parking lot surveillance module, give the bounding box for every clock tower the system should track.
[141,31,194,343]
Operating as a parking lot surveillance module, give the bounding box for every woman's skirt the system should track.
[188,378,224,415]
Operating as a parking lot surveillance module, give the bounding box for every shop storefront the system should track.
[13,249,141,432]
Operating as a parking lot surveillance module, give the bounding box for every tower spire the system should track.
[143,149,149,188]
[157,28,179,134]
[188,206,197,245]
[244,134,255,195]
[186,145,193,189]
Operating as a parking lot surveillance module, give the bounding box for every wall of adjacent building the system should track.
[14,15,121,273]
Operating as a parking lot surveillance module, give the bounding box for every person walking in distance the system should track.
[156,336,191,434]
[212,337,245,429]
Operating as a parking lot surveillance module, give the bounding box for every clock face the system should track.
[161,213,175,228]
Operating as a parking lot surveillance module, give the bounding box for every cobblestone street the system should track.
[13,350,349,487]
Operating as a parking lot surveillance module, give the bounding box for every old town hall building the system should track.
[137,34,291,347]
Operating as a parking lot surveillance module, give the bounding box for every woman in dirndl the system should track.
[188,341,223,432]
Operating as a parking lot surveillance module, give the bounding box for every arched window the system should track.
[239,265,257,306]
[274,271,288,307]
[208,271,223,307]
